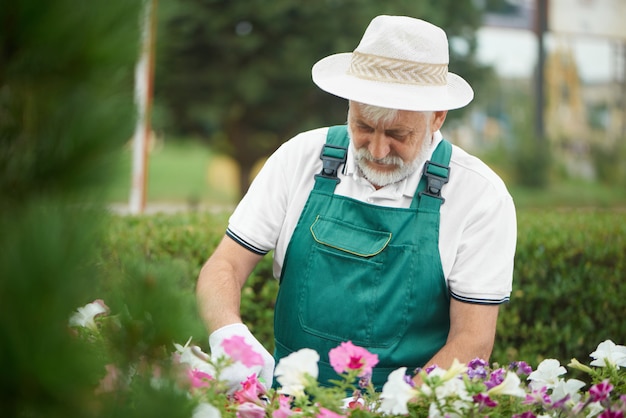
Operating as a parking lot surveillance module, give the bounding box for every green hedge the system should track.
[98,209,626,367]
[498,209,626,365]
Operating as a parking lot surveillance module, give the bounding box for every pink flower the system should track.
[237,402,266,418]
[512,413,537,418]
[316,407,345,418]
[222,335,264,368]
[589,379,614,403]
[524,386,552,406]
[473,393,498,408]
[328,341,378,377]
[188,369,213,389]
[272,395,294,418]
[234,374,266,404]
[95,364,121,394]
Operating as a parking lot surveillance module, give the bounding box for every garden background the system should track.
[1,1,625,417]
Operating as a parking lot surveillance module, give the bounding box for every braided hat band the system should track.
[348,51,448,86]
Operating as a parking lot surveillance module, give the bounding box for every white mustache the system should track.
[355,149,405,167]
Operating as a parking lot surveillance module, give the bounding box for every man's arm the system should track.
[413,299,499,383]
[196,234,278,390]
[196,234,264,332]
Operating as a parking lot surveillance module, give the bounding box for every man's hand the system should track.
[209,323,275,392]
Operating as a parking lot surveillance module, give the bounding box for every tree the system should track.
[157,0,491,196]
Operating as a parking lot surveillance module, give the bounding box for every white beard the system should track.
[352,133,433,188]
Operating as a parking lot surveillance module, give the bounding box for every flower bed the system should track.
[71,300,626,418]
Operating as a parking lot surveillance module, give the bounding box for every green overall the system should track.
[273,125,452,390]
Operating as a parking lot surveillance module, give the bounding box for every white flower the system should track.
[441,358,467,381]
[69,299,108,330]
[173,338,215,375]
[192,402,221,418]
[589,340,626,369]
[584,401,604,418]
[488,371,527,397]
[274,348,319,398]
[420,364,472,418]
[379,367,418,415]
[551,378,585,404]
[528,359,567,391]
[422,365,471,402]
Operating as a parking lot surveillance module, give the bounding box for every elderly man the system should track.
[196,15,516,391]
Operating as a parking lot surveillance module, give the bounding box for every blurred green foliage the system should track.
[155,0,493,195]
[97,209,626,370]
[0,1,201,416]
[99,212,277,352]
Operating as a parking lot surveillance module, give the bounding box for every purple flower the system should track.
[473,393,498,408]
[513,412,537,418]
[485,368,505,389]
[467,358,488,380]
[523,386,551,406]
[598,410,624,418]
[589,379,614,403]
[509,361,533,376]
[551,393,571,409]
[424,364,438,374]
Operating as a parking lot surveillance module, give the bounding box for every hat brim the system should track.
[312,53,474,111]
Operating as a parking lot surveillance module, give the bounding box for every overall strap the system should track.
[313,125,349,193]
[412,139,452,210]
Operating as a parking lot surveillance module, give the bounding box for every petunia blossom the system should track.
[234,374,266,405]
[189,369,213,389]
[69,299,109,330]
[510,361,533,376]
[568,358,594,374]
[473,393,498,408]
[528,359,567,391]
[485,368,506,389]
[274,348,319,399]
[237,402,265,418]
[328,341,379,377]
[487,371,528,398]
[467,358,488,380]
[442,358,468,381]
[551,378,585,407]
[524,386,551,406]
[222,335,264,368]
[379,367,418,415]
[589,380,614,403]
[590,340,626,369]
[272,395,294,418]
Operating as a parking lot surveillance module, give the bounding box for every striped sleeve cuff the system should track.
[450,290,510,305]
[226,228,270,256]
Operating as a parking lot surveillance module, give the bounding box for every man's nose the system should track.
[368,132,391,160]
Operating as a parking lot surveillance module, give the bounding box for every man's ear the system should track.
[431,110,448,132]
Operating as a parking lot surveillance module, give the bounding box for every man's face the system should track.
[348,102,446,188]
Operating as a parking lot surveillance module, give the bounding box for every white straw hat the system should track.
[312,15,474,111]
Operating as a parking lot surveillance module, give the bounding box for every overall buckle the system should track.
[419,160,450,203]
[315,144,347,184]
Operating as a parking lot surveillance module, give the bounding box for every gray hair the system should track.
[348,102,432,126]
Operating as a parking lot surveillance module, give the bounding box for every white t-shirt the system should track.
[227,127,517,304]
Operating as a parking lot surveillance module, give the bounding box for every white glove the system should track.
[209,323,275,392]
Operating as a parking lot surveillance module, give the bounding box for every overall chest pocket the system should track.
[310,216,392,257]
[299,216,412,348]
